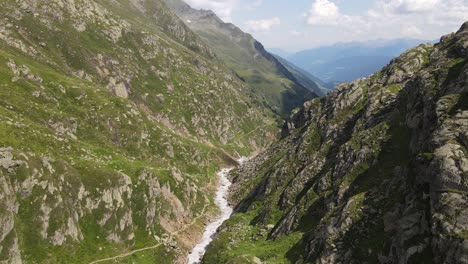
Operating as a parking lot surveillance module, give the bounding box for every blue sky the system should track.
[183,0,468,51]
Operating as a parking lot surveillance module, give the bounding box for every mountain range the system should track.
[277,39,433,88]
[164,0,322,116]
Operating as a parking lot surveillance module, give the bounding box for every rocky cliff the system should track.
[0,0,278,263]
[204,22,468,263]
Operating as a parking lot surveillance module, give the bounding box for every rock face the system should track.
[0,0,278,263]
[164,0,319,116]
[204,22,468,263]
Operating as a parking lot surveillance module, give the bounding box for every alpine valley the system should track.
[204,22,468,264]
[0,1,466,264]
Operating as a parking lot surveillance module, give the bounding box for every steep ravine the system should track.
[187,167,234,264]
[203,21,468,264]
[187,157,250,263]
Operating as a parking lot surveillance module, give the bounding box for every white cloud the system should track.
[306,0,363,27]
[402,25,423,35]
[183,0,239,22]
[310,0,338,18]
[305,0,468,40]
[381,0,441,14]
[245,17,281,32]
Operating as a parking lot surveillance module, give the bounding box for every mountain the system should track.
[267,48,292,58]
[0,0,280,262]
[288,38,432,86]
[164,0,319,117]
[203,22,468,263]
[272,54,333,96]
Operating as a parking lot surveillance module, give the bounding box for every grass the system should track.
[207,71,421,263]
[203,209,303,264]
[446,58,467,81]
[449,92,468,116]
[387,84,402,94]
[0,0,279,262]
[190,22,316,117]
[199,26,467,264]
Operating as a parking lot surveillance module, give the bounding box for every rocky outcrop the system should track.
[0,146,222,263]
[204,22,468,263]
[0,148,22,264]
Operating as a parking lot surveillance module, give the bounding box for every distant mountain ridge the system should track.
[286,38,432,86]
[272,54,332,96]
[165,0,321,116]
[267,48,292,58]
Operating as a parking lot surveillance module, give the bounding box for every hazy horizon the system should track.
[182,0,468,50]
[267,37,437,54]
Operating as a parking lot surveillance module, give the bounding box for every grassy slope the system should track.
[164,0,317,117]
[0,0,277,262]
[196,28,316,117]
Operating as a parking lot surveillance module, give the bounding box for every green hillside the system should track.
[0,0,277,262]
[165,0,319,117]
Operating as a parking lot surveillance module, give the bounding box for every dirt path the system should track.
[88,204,208,264]
[89,154,247,264]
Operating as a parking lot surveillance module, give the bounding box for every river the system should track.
[187,158,248,264]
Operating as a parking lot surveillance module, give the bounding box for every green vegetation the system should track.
[165,0,318,117]
[0,0,279,262]
[199,35,468,263]
[446,58,467,81]
[204,208,303,264]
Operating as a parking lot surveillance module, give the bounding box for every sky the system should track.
[182,0,468,51]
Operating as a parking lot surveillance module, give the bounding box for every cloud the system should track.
[310,0,338,19]
[305,0,468,39]
[183,0,238,22]
[306,0,363,27]
[381,0,441,14]
[289,30,303,37]
[245,17,281,32]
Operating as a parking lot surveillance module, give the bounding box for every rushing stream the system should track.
[187,158,248,264]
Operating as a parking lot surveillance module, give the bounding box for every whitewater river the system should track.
[187,158,248,264]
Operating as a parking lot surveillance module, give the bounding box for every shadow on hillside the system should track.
[284,86,433,263]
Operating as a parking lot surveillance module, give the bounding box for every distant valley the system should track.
[165,0,322,116]
[270,39,433,88]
